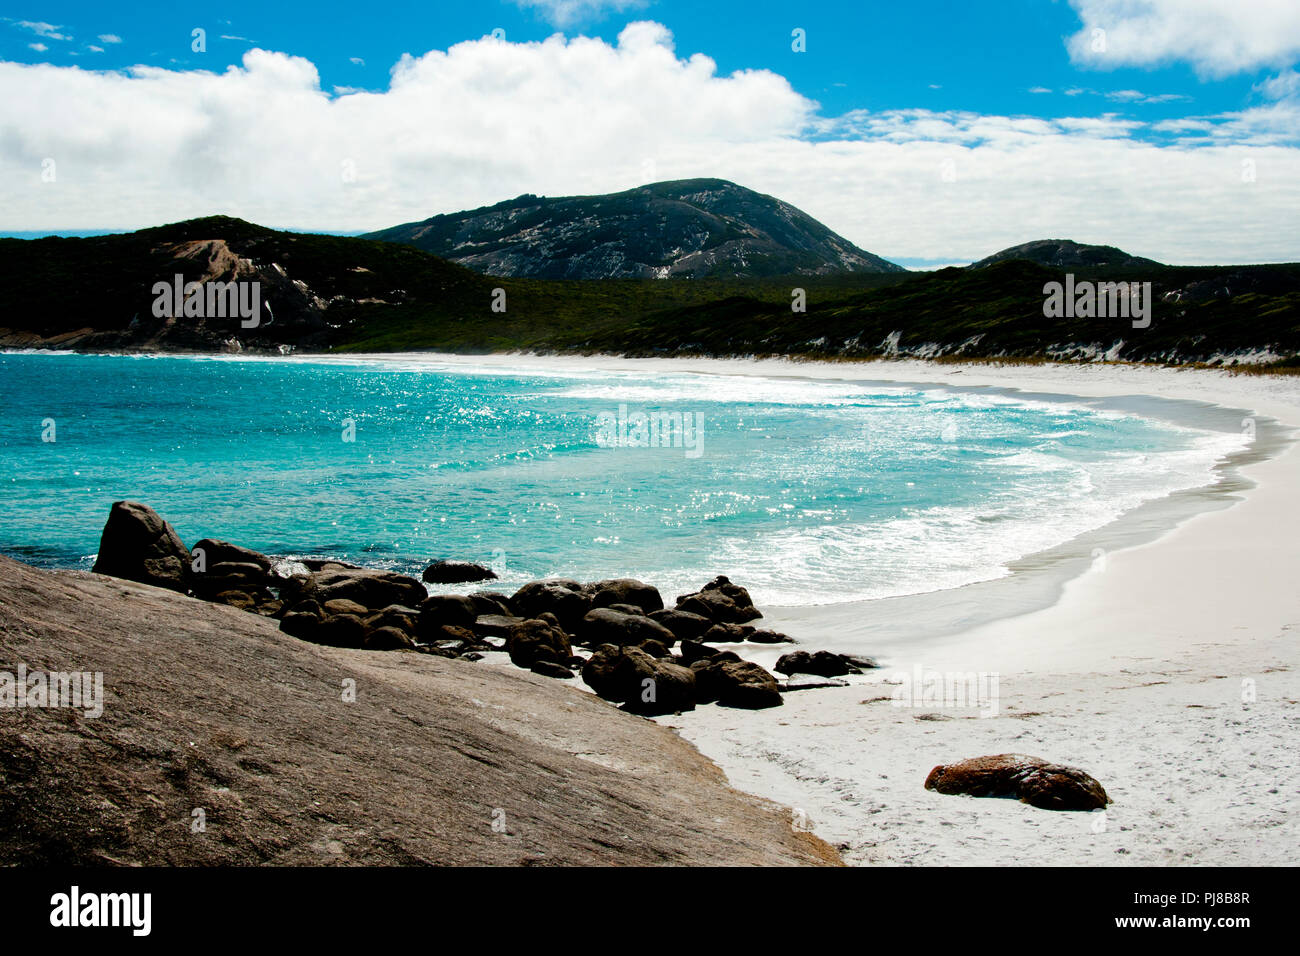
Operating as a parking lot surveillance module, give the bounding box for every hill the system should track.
[971,239,1162,270]
[364,178,905,279]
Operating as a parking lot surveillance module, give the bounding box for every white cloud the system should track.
[27,42,47,52]
[1068,0,1300,76]
[511,0,649,27]
[1256,69,1300,100]
[17,21,71,41]
[1105,88,1188,104]
[87,45,104,53]
[97,34,122,44]
[349,56,365,66]
[0,22,1297,264]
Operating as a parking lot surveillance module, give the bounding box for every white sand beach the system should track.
[432,354,1300,866]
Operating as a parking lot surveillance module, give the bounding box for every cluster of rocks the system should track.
[89,501,879,717]
[487,575,805,714]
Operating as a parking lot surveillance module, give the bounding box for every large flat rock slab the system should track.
[0,555,837,866]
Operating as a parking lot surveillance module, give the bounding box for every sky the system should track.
[1,0,1298,266]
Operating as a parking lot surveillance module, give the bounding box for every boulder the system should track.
[190,561,269,597]
[313,614,367,649]
[323,598,370,617]
[700,623,755,644]
[472,613,522,638]
[581,645,696,716]
[510,579,592,632]
[361,604,420,635]
[505,619,572,669]
[585,578,664,615]
[923,754,1111,811]
[428,625,482,655]
[691,657,782,709]
[418,594,478,632]
[422,560,498,584]
[675,576,761,624]
[579,608,677,648]
[637,639,670,659]
[605,603,648,617]
[190,538,272,574]
[749,629,795,644]
[363,626,416,651]
[648,608,713,643]
[466,591,514,617]
[530,660,575,680]
[212,589,258,612]
[253,599,282,618]
[91,501,191,593]
[281,598,324,620]
[298,558,363,571]
[775,650,863,678]
[284,567,426,611]
[678,640,719,665]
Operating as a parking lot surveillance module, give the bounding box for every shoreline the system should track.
[411,352,1300,864]
[5,349,1298,864]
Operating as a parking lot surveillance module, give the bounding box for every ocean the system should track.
[0,352,1248,607]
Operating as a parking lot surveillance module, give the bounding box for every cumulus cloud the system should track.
[0,22,1297,264]
[1067,0,1300,76]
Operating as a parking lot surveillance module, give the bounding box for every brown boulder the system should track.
[285,567,426,611]
[675,575,761,624]
[422,560,498,584]
[586,578,664,615]
[924,754,1110,811]
[313,614,367,649]
[506,619,572,669]
[582,645,696,716]
[578,608,677,647]
[190,538,272,573]
[775,650,863,677]
[363,626,416,651]
[90,501,191,593]
[530,660,575,680]
[692,657,782,709]
[648,608,713,642]
[509,579,592,632]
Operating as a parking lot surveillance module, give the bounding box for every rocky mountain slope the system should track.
[365,178,905,279]
[0,554,839,866]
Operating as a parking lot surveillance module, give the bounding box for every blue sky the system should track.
[3,1,1278,136]
[1,0,1298,264]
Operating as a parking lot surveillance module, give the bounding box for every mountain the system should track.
[364,178,905,279]
[2,216,1296,368]
[972,239,1162,270]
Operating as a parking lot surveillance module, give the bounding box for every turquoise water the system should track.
[0,352,1245,606]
